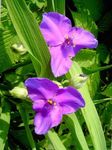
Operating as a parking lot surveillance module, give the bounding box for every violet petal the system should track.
[54,86,85,114]
[32,100,46,112]
[34,106,62,134]
[69,27,98,53]
[40,12,72,46]
[50,46,72,77]
[25,78,59,101]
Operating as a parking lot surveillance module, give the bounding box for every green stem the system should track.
[83,64,112,74]
[94,98,112,104]
[17,104,36,150]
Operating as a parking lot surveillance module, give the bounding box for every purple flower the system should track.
[40,12,98,77]
[25,78,85,134]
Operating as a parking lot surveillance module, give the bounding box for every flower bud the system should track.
[12,43,27,55]
[70,74,88,89]
[10,87,28,99]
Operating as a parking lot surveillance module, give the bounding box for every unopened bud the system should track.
[12,43,27,55]
[70,74,88,89]
[10,87,28,99]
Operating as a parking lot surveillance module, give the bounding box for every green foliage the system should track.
[64,114,89,150]
[0,0,111,149]
[0,99,10,150]
[102,83,112,97]
[97,44,110,64]
[72,0,103,21]
[74,49,100,98]
[0,6,22,73]
[71,10,98,36]
[47,0,65,14]
[5,0,52,77]
[68,62,107,150]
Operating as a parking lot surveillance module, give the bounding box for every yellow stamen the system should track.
[48,99,56,106]
[48,99,53,105]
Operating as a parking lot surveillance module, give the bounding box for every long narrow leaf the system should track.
[0,99,10,150]
[64,114,89,150]
[47,0,65,14]
[17,103,36,150]
[68,61,107,150]
[5,0,52,77]
[47,130,66,150]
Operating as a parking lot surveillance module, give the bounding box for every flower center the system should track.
[63,36,73,47]
[47,99,56,106]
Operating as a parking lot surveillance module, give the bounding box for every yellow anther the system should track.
[48,99,53,105]
[48,99,56,106]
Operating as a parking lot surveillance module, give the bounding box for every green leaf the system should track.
[74,49,100,98]
[97,44,110,64]
[17,103,36,150]
[47,130,66,150]
[0,6,24,73]
[0,99,10,150]
[35,0,47,10]
[102,83,112,98]
[71,10,98,36]
[47,0,65,14]
[74,49,97,68]
[67,61,107,150]
[5,0,52,77]
[72,0,103,21]
[64,114,89,150]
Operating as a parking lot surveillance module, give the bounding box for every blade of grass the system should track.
[67,61,107,150]
[17,103,36,150]
[0,98,10,150]
[47,130,66,150]
[54,0,65,14]
[47,0,65,14]
[64,114,89,150]
[5,0,52,77]
[83,64,112,74]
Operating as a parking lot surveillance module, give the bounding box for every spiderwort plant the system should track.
[40,12,98,77]
[25,78,85,134]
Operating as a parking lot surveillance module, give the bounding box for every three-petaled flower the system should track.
[40,12,98,77]
[25,78,85,134]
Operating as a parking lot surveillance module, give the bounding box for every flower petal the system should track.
[54,86,85,114]
[33,100,46,112]
[34,106,62,135]
[69,27,98,53]
[50,105,62,128]
[40,12,72,46]
[34,110,51,135]
[25,78,59,101]
[50,46,72,77]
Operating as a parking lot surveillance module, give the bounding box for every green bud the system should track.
[70,74,88,89]
[12,43,27,55]
[10,87,28,99]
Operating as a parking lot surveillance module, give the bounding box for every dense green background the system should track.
[0,0,112,149]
